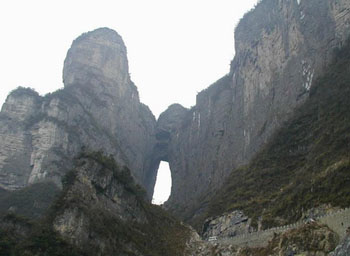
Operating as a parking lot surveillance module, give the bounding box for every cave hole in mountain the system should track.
[152,161,172,205]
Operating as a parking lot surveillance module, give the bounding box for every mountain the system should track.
[1,0,350,255]
[0,28,156,196]
[206,35,350,229]
[0,151,193,256]
[150,0,350,224]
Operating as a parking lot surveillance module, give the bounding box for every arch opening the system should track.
[152,161,172,205]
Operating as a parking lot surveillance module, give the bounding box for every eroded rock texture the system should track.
[150,0,350,221]
[1,1,350,225]
[0,28,156,193]
[51,152,191,256]
[330,233,350,256]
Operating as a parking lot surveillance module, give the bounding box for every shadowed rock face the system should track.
[1,1,350,227]
[0,152,193,256]
[149,0,350,221]
[0,28,156,194]
[144,104,189,196]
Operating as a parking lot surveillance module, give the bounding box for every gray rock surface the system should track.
[51,152,192,256]
[145,104,189,195]
[329,233,350,256]
[0,28,156,194]
[202,210,253,240]
[53,155,149,254]
[150,0,350,221]
[1,1,350,225]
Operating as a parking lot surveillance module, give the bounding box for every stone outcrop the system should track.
[52,153,149,254]
[202,210,253,240]
[330,233,350,256]
[150,0,350,221]
[1,0,350,231]
[0,28,156,194]
[50,152,191,256]
[0,152,193,256]
[145,104,189,195]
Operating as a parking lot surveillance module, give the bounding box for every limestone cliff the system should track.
[0,28,156,194]
[205,16,350,235]
[1,0,350,237]
[1,0,350,254]
[151,0,350,221]
[0,152,193,256]
[50,152,191,256]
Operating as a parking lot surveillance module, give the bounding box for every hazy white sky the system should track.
[0,0,257,117]
[152,161,172,204]
[0,0,257,203]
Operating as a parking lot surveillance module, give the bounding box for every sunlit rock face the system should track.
[152,0,350,222]
[0,28,156,193]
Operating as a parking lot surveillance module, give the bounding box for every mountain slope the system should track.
[0,151,192,256]
[206,39,350,229]
[151,0,350,223]
[0,28,156,196]
[0,181,60,219]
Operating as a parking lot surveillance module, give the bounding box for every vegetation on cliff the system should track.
[240,222,339,256]
[0,151,190,256]
[207,39,350,229]
[0,182,60,219]
[0,213,83,256]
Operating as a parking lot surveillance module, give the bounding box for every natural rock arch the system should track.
[145,104,188,200]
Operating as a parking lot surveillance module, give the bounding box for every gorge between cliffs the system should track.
[1,0,350,255]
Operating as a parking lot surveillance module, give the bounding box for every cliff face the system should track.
[50,152,192,256]
[0,152,192,256]
[1,1,350,254]
[151,0,350,220]
[1,0,350,228]
[0,28,156,193]
[206,34,350,232]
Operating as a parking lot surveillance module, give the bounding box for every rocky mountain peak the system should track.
[62,27,129,97]
[152,0,350,223]
[0,27,156,193]
[1,87,41,122]
[157,104,189,131]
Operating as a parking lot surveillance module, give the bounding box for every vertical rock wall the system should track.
[0,28,156,194]
[1,0,350,220]
[153,0,350,221]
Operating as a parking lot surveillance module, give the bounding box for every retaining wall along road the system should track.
[217,208,350,248]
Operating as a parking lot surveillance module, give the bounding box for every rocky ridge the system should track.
[202,210,253,240]
[0,28,156,195]
[50,151,191,255]
[0,152,192,256]
[1,1,349,222]
[150,0,350,222]
[0,0,350,254]
[205,33,350,234]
